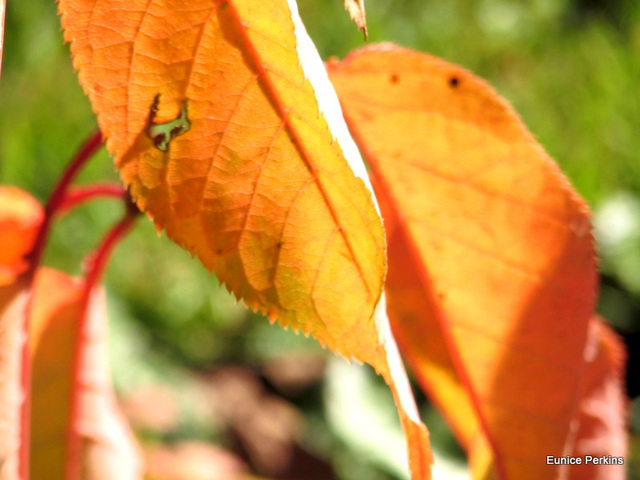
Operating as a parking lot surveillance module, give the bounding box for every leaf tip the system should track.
[343,0,368,39]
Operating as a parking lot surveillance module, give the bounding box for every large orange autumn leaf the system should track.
[58,1,430,478]
[59,0,384,375]
[328,44,626,479]
[0,186,141,479]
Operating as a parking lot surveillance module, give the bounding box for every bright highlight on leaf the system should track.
[569,317,627,480]
[0,186,44,480]
[59,2,430,478]
[328,44,627,480]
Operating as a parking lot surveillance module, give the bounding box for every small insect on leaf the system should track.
[146,95,191,152]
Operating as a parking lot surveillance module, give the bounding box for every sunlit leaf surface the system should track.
[58,3,430,478]
[328,44,624,480]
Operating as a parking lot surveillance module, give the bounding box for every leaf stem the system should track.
[25,130,104,273]
[65,208,137,480]
[57,182,127,216]
[20,129,103,480]
[84,208,138,297]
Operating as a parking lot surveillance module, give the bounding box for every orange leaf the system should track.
[568,317,627,480]
[59,0,384,373]
[328,44,609,479]
[0,186,43,479]
[30,268,143,480]
[343,0,367,38]
[59,3,430,477]
[0,278,29,480]
[0,186,44,285]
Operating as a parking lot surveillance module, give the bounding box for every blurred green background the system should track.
[1,0,639,479]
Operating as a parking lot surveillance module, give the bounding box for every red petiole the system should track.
[57,182,128,215]
[65,211,137,480]
[20,129,138,480]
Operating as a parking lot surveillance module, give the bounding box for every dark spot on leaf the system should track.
[149,94,160,119]
[153,134,167,149]
[124,189,141,216]
[170,125,186,137]
[216,248,222,255]
[449,76,460,88]
[390,74,399,84]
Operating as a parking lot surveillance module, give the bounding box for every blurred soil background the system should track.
[1,0,639,478]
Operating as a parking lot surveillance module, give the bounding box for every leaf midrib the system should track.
[223,0,376,299]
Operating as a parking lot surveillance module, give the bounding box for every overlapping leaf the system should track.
[569,317,627,480]
[0,186,43,480]
[30,268,142,480]
[58,1,430,477]
[328,44,626,479]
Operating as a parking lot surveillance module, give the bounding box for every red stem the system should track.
[84,214,137,304]
[65,212,137,480]
[20,130,103,480]
[25,130,104,273]
[57,183,127,216]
